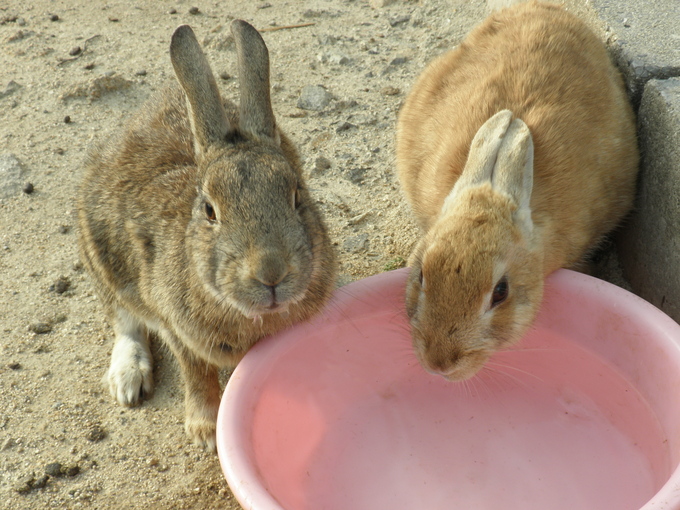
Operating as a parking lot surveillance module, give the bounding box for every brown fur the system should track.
[396,2,638,380]
[77,22,336,449]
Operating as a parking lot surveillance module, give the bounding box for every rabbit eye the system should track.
[418,269,425,290]
[293,187,301,210]
[204,202,216,222]
[491,277,509,308]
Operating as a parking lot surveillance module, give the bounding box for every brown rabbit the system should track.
[77,21,336,449]
[396,1,638,381]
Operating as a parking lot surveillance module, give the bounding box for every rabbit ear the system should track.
[493,118,534,234]
[231,20,278,143]
[170,25,232,154]
[442,110,514,211]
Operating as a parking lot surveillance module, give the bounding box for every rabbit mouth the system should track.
[244,301,291,319]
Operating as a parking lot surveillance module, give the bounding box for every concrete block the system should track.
[588,0,680,108]
[618,78,680,321]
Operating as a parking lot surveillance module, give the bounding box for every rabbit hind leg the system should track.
[105,307,154,406]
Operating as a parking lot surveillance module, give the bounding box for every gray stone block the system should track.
[618,78,680,321]
[589,0,680,108]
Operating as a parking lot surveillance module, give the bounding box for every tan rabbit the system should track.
[77,21,336,449]
[396,1,638,381]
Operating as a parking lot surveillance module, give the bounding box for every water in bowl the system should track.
[251,313,670,510]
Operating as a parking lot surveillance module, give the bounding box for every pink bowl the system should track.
[217,268,680,510]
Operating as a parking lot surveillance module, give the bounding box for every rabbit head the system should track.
[171,23,328,325]
[405,110,544,381]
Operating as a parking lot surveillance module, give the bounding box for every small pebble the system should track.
[8,362,21,370]
[63,465,80,477]
[297,85,332,111]
[86,425,107,442]
[64,115,71,124]
[55,147,65,155]
[58,225,69,234]
[135,69,147,76]
[189,6,200,15]
[14,474,35,494]
[50,14,60,22]
[389,14,411,27]
[381,86,400,96]
[52,276,71,294]
[69,46,82,56]
[314,156,332,173]
[22,182,34,194]
[33,475,49,489]
[390,56,408,66]
[108,17,119,22]
[83,62,95,70]
[29,322,52,335]
[168,8,177,14]
[219,72,231,80]
[45,463,63,477]
[336,121,356,133]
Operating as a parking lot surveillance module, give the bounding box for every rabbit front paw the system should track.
[106,332,154,406]
[185,407,218,451]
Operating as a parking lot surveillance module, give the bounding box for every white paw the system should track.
[106,334,154,406]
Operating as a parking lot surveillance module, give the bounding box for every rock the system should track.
[22,182,34,194]
[618,78,680,322]
[63,464,80,477]
[381,86,401,96]
[328,53,352,65]
[51,276,71,294]
[1,437,16,450]
[33,475,49,489]
[346,167,367,184]
[314,156,332,174]
[189,7,200,15]
[297,85,332,111]
[389,15,411,27]
[14,475,35,494]
[8,362,21,370]
[29,322,52,334]
[86,425,107,442]
[0,153,25,199]
[45,462,63,477]
[60,74,133,101]
[336,121,357,133]
[0,80,21,99]
[390,56,408,66]
[343,234,370,254]
[69,46,82,56]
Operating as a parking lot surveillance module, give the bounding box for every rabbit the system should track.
[396,1,638,382]
[77,21,336,450]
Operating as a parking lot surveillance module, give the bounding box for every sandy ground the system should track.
[0,0,627,508]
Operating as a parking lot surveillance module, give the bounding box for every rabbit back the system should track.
[397,1,638,273]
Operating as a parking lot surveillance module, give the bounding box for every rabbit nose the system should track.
[251,254,290,293]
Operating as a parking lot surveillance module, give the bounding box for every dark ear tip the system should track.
[171,24,196,46]
[230,19,262,40]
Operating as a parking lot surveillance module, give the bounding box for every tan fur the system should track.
[77,22,336,449]
[396,2,638,380]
